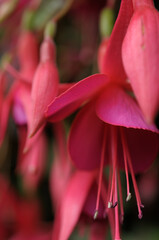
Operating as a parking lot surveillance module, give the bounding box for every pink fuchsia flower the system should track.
[122,0,159,123]
[46,77,158,239]
[28,36,59,137]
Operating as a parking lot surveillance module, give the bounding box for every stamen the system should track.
[114,170,121,240]
[126,193,132,202]
[93,210,98,220]
[108,201,113,209]
[117,170,124,224]
[121,128,144,219]
[112,201,118,208]
[108,127,118,208]
[94,128,107,219]
[120,127,131,202]
[100,181,108,218]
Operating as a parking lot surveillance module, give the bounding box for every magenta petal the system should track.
[52,171,96,240]
[69,102,105,170]
[100,0,133,84]
[96,86,158,132]
[118,127,159,173]
[46,74,109,122]
[122,6,159,123]
[29,61,59,137]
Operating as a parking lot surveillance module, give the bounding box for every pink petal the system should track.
[52,171,96,240]
[46,74,109,122]
[69,102,105,170]
[100,0,133,84]
[122,6,159,123]
[118,127,159,173]
[29,38,59,137]
[95,85,158,132]
[29,61,59,137]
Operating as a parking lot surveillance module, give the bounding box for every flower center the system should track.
[94,125,144,240]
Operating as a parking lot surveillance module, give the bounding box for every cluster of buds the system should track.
[0,0,159,240]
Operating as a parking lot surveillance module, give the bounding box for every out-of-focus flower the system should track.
[28,36,59,137]
[52,170,111,240]
[122,0,159,123]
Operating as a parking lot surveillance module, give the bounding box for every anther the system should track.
[93,210,98,220]
[108,201,113,208]
[112,201,118,208]
[126,192,132,202]
[138,211,143,219]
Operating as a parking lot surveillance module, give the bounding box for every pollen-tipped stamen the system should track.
[94,128,107,219]
[120,127,131,202]
[108,127,118,208]
[117,170,124,223]
[121,128,144,219]
[114,170,121,240]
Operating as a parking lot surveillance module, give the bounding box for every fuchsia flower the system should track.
[45,2,159,239]
[122,0,159,123]
[0,30,39,146]
[46,76,158,239]
[28,37,59,137]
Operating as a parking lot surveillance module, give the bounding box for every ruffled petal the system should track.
[69,102,105,170]
[96,86,158,132]
[46,74,109,122]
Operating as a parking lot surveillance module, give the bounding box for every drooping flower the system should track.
[28,36,59,137]
[46,76,158,240]
[122,0,159,123]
